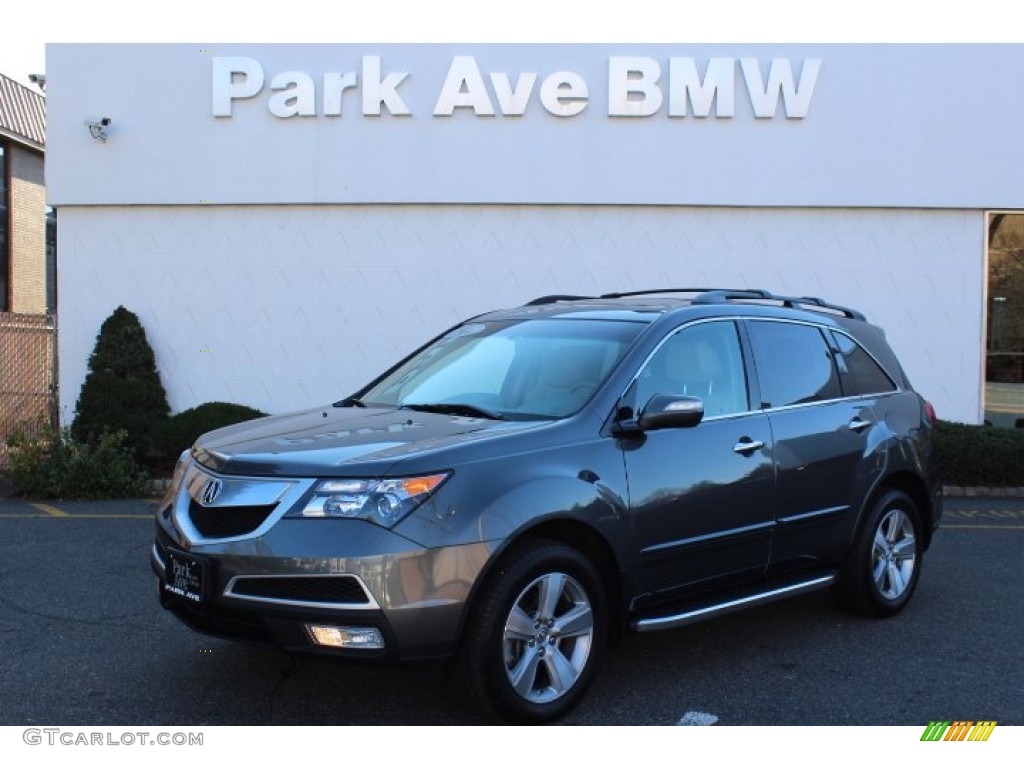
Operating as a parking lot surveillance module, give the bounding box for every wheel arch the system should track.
[869,470,936,550]
[457,517,629,646]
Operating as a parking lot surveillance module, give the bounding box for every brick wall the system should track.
[8,145,46,315]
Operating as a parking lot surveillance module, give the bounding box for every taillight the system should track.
[924,400,937,426]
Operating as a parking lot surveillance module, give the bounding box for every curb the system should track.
[942,486,1024,499]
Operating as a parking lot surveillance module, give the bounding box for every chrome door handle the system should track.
[848,417,872,433]
[733,438,765,455]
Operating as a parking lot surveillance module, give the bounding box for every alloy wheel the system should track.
[871,508,917,600]
[501,572,594,704]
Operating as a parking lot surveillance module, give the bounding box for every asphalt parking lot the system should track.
[0,495,1020,726]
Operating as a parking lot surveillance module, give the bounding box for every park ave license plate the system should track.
[164,549,208,603]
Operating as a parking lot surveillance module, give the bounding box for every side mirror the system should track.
[637,395,704,430]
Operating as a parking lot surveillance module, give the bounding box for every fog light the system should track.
[305,624,385,649]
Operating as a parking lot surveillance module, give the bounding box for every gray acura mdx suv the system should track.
[152,288,941,723]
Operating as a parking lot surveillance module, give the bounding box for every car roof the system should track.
[477,288,869,325]
[475,288,909,389]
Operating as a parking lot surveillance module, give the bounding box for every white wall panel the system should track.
[47,44,1024,209]
[57,205,983,425]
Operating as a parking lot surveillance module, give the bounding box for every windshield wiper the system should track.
[402,402,507,420]
[334,396,367,408]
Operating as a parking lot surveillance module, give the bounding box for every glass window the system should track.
[45,206,57,313]
[633,321,749,417]
[360,318,644,420]
[831,330,896,396]
[748,321,841,408]
[985,213,1024,428]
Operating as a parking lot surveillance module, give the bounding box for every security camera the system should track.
[28,73,46,86]
[84,117,112,142]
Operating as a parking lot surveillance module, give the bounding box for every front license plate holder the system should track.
[163,549,209,604]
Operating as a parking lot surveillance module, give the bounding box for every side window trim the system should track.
[744,318,843,409]
[736,318,764,412]
[828,329,901,397]
[618,318,754,421]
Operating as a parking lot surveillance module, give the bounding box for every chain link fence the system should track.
[0,312,58,469]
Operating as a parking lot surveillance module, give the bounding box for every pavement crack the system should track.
[264,655,300,724]
[0,593,151,627]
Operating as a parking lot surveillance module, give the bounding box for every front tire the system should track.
[835,489,923,617]
[458,539,608,724]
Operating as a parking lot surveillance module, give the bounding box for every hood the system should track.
[192,404,545,477]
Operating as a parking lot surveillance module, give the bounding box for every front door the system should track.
[621,320,775,602]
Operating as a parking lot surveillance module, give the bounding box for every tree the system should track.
[71,306,170,457]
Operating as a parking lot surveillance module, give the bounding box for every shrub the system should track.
[72,306,171,458]
[936,420,1024,487]
[156,401,267,460]
[6,426,147,499]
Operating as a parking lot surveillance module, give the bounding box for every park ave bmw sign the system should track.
[212,55,820,120]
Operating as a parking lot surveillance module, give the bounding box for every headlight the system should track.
[288,472,451,528]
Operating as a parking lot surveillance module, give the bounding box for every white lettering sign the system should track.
[668,58,735,118]
[268,71,315,118]
[434,57,588,117]
[608,56,663,117]
[362,56,411,116]
[434,55,497,115]
[211,55,819,121]
[609,57,820,119]
[212,56,410,118]
[740,58,821,118]
[211,57,264,117]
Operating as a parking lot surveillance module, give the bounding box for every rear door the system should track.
[745,319,885,572]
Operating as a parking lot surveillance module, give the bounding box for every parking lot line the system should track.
[0,512,152,519]
[941,524,1024,530]
[29,502,69,517]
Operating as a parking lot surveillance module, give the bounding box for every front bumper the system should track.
[152,497,490,662]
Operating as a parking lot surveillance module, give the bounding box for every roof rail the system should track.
[790,295,866,321]
[524,289,866,320]
[692,289,866,320]
[599,287,764,299]
[525,294,595,306]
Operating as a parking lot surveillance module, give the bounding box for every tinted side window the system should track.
[748,321,841,408]
[831,331,897,396]
[634,321,749,417]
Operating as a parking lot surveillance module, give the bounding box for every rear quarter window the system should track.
[830,330,898,396]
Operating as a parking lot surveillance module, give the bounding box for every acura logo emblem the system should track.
[201,478,223,505]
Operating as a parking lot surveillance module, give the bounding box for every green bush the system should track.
[6,427,147,499]
[156,401,267,460]
[936,420,1024,487]
[72,306,171,458]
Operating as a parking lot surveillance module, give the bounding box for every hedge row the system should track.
[156,401,267,460]
[6,428,147,500]
[936,420,1024,487]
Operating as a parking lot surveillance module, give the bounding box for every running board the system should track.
[632,575,836,633]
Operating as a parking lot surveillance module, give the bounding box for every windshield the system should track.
[357,319,644,420]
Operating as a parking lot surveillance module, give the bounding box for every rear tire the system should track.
[835,489,923,617]
[458,539,608,724]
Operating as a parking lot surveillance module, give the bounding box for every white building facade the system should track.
[46,44,1024,424]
